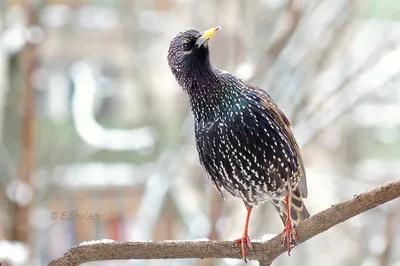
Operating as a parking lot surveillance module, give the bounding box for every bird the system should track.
[167,26,310,262]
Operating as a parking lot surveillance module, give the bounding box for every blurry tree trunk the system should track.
[378,204,399,266]
[9,0,37,247]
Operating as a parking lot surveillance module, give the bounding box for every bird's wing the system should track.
[243,82,308,198]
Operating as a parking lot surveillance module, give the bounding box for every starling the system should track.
[167,26,310,261]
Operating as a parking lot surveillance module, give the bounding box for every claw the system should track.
[232,207,254,262]
[281,224,297,255]
[233,235,253,262]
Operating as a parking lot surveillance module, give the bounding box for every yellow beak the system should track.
[202,26,221,40]
[195,26,221,47]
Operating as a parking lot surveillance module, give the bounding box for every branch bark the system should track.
[48,179,400,266]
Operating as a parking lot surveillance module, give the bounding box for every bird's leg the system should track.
[232,206,254,262]
[281,194,297,255]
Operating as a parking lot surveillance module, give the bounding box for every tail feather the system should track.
[272,186,310,226]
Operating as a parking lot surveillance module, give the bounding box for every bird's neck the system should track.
[184,67,240,122]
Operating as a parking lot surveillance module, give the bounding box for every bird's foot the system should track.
[281,217,297,256]
[232,234,254,263]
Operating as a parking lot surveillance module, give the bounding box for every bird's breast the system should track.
[195,106,300,205]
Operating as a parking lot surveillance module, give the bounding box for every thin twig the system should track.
[290,0,356,123]
[48,179,400,266]
[294,25,395,126]
[248,0,303,82]
[297,72,400,148]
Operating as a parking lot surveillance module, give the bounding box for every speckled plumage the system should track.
[168,28,309,259]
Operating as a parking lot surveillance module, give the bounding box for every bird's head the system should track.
[167,26,221,78]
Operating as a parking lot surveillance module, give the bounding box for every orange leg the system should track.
[281,194,297,255]
[232,207,254,262]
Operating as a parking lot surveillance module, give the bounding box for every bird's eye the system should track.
[183,42,193,51]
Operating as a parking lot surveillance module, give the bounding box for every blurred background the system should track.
[0,0,399,265]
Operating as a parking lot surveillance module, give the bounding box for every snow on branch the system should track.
[48,179,400,266]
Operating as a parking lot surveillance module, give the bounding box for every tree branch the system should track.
[259,260,272,266]
[48,179,400,266]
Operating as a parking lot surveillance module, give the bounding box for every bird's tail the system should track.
[272,186,310,226]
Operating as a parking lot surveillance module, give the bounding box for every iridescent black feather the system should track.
[168,28,309,225]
